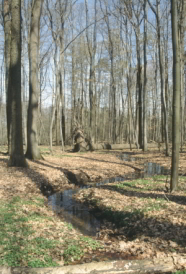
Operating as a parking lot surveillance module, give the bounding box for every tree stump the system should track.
[73,127,94,152]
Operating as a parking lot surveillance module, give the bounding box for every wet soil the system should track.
[48,153,175,265]
[48,155,169,237]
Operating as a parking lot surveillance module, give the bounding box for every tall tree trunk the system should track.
[157,2,169,156]
[50,100,57,152]
[148,0,169,155]
[58,0,67,148]
[136,30,143,148]
[85,0,97,143]
[100,0,116,143]
[26,0,43,160]
[148,0,169,156]
[71,41,76,135]
[8,0,27,167]
[3,0,11,153]
[171,0,181,192]
[179,0,185,152]
[80,59,84,127]
[55,97,60,145]
[143,0,148,151]
[110,48,117,144]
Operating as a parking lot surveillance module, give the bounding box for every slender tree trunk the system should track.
[148,0,170,155]
[102,1,116,143]
[26,0,43,160]
[156,0,169,156]
[50,101,57,152]
[143,0,148,151]
[80,60,84,126]
[110,48,117,144]
[153,42,158,142]
[171,0,181,192]
[55,97,60,146]
[71,42,76,134]
[22,47,27,150]
[179,0,185,152]
[8,0,27,167]
[85,0,97,143]
[164,15,169,152]
[136,31,143,148]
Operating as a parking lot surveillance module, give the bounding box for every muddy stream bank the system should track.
[48,153,169,263]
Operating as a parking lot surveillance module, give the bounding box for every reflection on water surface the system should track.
[48,153,169,236]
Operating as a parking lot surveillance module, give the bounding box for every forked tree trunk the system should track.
[8,0,27,167]
[25,0,43,160]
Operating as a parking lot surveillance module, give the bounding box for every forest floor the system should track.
[0,145,186,271]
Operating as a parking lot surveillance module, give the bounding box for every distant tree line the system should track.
[0,0,185,190]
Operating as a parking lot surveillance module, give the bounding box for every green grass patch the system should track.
[63,237,102,264]
[0,196,59,267]
[0,196,103,267]
[63,243,84,263]
[152,175,167,180]
[64,222,74,230]
[79,236,102,250]
[140,198,168,212]
[179,176,186,181]
[116,178,164,192]
[115,179,168,212]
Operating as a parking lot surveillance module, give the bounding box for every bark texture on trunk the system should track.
[136,31,143,149]
[25,0,43,160]
[171,0,181,192]
[4,0,11,153]
[143,0,148,152]
[8,0,27,167]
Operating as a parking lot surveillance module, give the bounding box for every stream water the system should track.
[48,153,169,236]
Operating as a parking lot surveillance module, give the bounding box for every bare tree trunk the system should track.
[71,40,76,134]
[125,20,133,149]
[85,0,97,143]
[50,99,57,152]
[26,0,43,160]
[111,53,117,144]
[148,0,169,156]
[171,0,181,192]
[151,42,158,141]
[58,1,68,150]
[8,0,27,167]
[179,0,185,152]
[22,46,27,150]
[3,0,11,153]
[164,9,169,152]
[55,97,60,146]
[135,30,143,148]
[100,0,116,143]
[143,0,148,151]
[80,59,84,126]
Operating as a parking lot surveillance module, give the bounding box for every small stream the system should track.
[48,153,169,236]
